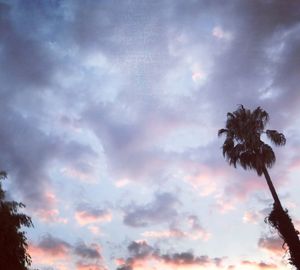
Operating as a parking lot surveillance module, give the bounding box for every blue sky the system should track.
[1,1,300,269]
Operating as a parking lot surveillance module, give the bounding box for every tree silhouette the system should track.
[0,171,34,270]
[218,105,300,269]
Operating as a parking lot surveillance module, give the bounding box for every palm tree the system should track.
[218,105,300,269]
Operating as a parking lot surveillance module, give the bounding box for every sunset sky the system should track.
[1,1,300,270]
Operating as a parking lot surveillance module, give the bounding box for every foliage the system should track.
[266,204,300,269]
[218,105,286,175]
[0,171,34,270]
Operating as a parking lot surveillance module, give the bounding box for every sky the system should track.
[1,0,300,269]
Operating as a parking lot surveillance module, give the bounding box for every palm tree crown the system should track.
[218,105,286,176]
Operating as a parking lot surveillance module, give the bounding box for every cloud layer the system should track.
[1,0,300,269]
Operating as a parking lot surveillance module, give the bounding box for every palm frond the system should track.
[227,112,235,120]
[266,130,286,146]
[219,105,285,174]
[218,128,228,137]
[261,143,276,168]
[222,137,234,157]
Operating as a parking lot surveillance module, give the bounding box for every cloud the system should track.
[29,234,72,267]
[0,1,102,211]
[187,215,211,240]
[202,0,300,116]
[30,234,107,270]
[141,229,186,239]
[74,242,107,270]
[30,234,71,257]
[243,211,261,224]
[123,192,180,227]
[140,215,209,239]
[87,225,102,236]
[35,208,68,224]
[2,1,300,269]
[75,204,112,226]
[227,261,278,270]
[224,174,266,202]
[241,260,278,269]
[212,196,237,214]
[258,236,284,256]
[161,253,224,267]
[127,241,156,258]
[61,163,97,183]
[183,165,221,197]
[2,0,297,215]
[76,262,107,270]
[30,191,68,224]
[116,240,225,270]
[0,2,58,90]
[83,101,186,183]
[115,178,131,188]
[74,242,102,260]
[141,214,210,241]
[0,95,98,210]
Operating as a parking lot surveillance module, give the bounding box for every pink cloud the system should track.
[142,229,185,239]
[75,206,112,226]
[243,211,261,224]
[118,256,224,270]
[142,228,210,241]
[241,260,278,269]
[31,190,67,223]
[76,262,107,270]
[118,257,279,270]
[225,176,265,202]
[29,238,71,258]
[36,208,68,224]
[184,165,228,197]
[118,240,282,270]
[180,163,261,212]
[213,196,237,214]
[75,211,112,225]
[115,178,131,188]
[293,219,300,231]
[29,235,71,267]
[61,165,98,183]
[88,225,102,235]
[258,236,284,256]
[44,190,57,205]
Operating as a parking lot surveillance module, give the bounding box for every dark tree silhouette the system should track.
[0,171,34,270]
[218,105,300,269]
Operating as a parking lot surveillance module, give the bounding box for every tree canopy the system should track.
[0,171,34,270]
[218,105,286,176]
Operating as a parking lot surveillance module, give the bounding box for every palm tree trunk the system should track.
[262,166,300,269]
[262,166,283,209]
